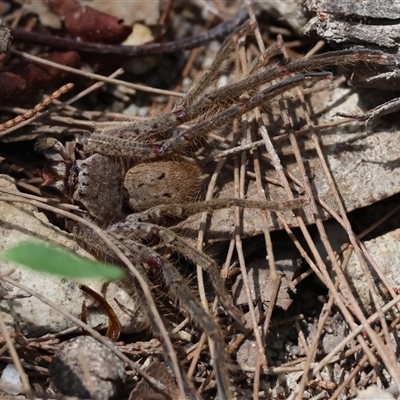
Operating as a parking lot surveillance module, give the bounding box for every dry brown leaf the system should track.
[47,0,132,44]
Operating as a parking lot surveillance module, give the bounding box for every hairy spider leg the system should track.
[86,72,327,160]
[129,197,310,224]
[178,19,256,111]
[87,49,384,161]
[107,218,242,322]
[73,224,233,400]
[157,72,330,157]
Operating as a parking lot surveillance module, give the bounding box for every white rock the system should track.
[0,364,23,395]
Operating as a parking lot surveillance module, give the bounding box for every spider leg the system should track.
[184,48,384,116]
[108,218,243,323]
[177,19,255,111]
[131,197,310,224]
[86,20,256,159]
[165,49,384,142]
[108,195,310,322]
[73,223,233,399]
[108,231,234,400]
[150,72,331,158]
[73,224,204,399]
[87,49,383,160]
[113,198,309,324]
[86,71,328,161]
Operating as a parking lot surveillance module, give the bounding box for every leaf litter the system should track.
[0,1,400,399]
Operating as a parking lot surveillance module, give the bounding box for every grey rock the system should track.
[344,228,400,315]
[49,336,125,400]
[232,245,299,311]
[258,1,306,34]
[305,0,400,19]
[304,0,400,90]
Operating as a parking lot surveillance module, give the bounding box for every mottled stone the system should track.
[49,336,125,400]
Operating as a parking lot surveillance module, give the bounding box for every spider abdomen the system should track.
[124,160,203,211]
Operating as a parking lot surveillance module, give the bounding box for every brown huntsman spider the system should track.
[36,20,384,400]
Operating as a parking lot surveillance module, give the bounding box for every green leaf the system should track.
[1,242,124,280]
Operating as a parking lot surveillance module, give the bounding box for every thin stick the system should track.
[312,295,400,378]
[237,28,268,391]
[0,83,74,132]
[10,6,253,56]
[233,130,267,368]
[297,85,400,387]
[11,49,184,98]
[293,282,338,397]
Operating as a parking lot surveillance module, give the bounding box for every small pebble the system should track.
[0,364,23,395]
[49,336,125,400]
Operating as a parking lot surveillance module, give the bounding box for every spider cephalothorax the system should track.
[39,145,126,225]
[36,18,385,400]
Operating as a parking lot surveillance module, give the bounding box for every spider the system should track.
[37,20,384,400]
